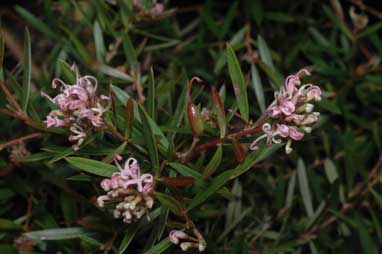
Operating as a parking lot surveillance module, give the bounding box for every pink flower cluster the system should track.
[42,65,109,150]
[250,68,322,154]
[169,228,206,252]
[96,156,154,224]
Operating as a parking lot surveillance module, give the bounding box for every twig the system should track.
[0,79,23,113]
[194,126,262,152]
[23,194,33,232]
[0,132,42,152]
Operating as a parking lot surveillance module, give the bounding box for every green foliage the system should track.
[0,1,381,254]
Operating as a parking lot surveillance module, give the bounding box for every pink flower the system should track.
[169,230,188,244]
[276,124,289,137]
[42,65,109,150]
[96,156,154,224]
[306,85,322,101]
[169,228,206,252]
[288,127,304,140]
[251,68,321,154]
[279,99,295,116]
[44,114,67,127]
[100,179,111,191]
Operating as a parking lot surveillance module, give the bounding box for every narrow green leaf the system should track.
[15,6,56,39]
[65,157,117,177]
[257,35,275,71]
[167,72,188,142]
[96,64,133,82]
[24,227,89,240]
[144,238,172,254]
[59,60,76,84]
[119,223,140,254]
[230,144,282,179]
[168,162,202,180]
[138,104,160,174]
[61,26,90,61]
[112,85,169,149]
[22,27,31,112]
[123,34,138,68]
[285,171,297,209]
[357,218,375,254]
[324,158,339,184]
[16,152,52,162]
[147,68,156,119]
[125,97,135,137]
[188,170,233,211]
[93,21,106,62]
[257,61,283,88]
[250,64,266,113]
[226,44,249,122]
[154,192,183,216]
[202,146,223,179]
[297,158,314,217]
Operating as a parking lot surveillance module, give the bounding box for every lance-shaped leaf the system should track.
[66,157,117,177]
[226,44,249,122]
[324,158,339,184]
[59,60,76,84]
[138,103,160,174]
[147,68,156,119]
[22,27,31,112]
[297,158,314,217]
[93,21,106,62]
[154,192,183,216]
[202,145,223,179]
[24,227,90,240]
[188,170,233,211]
[211,86,226,137]
[125,97,134,137]
[144,238,172,254]
[250,64,266,113]
[123,33,138,68]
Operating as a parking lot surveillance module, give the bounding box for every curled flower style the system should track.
[96,156,154,224]
[169,228,206,252]
[41,65,109,150]
[250,68,322,154]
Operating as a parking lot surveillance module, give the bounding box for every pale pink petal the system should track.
[276,124,289,137]
[279,100,295,116]
[288,127,304,140]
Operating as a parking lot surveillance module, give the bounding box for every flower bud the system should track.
[188,103,204,137]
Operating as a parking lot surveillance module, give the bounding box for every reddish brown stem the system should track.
[194,126,262,152]
[0,132,42,151]
[0,79,23,113]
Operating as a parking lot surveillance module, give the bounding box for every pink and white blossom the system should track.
[169,228,206,252]
[41,65,109,150]
[250,68,322,154]
[96,156,154,224]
